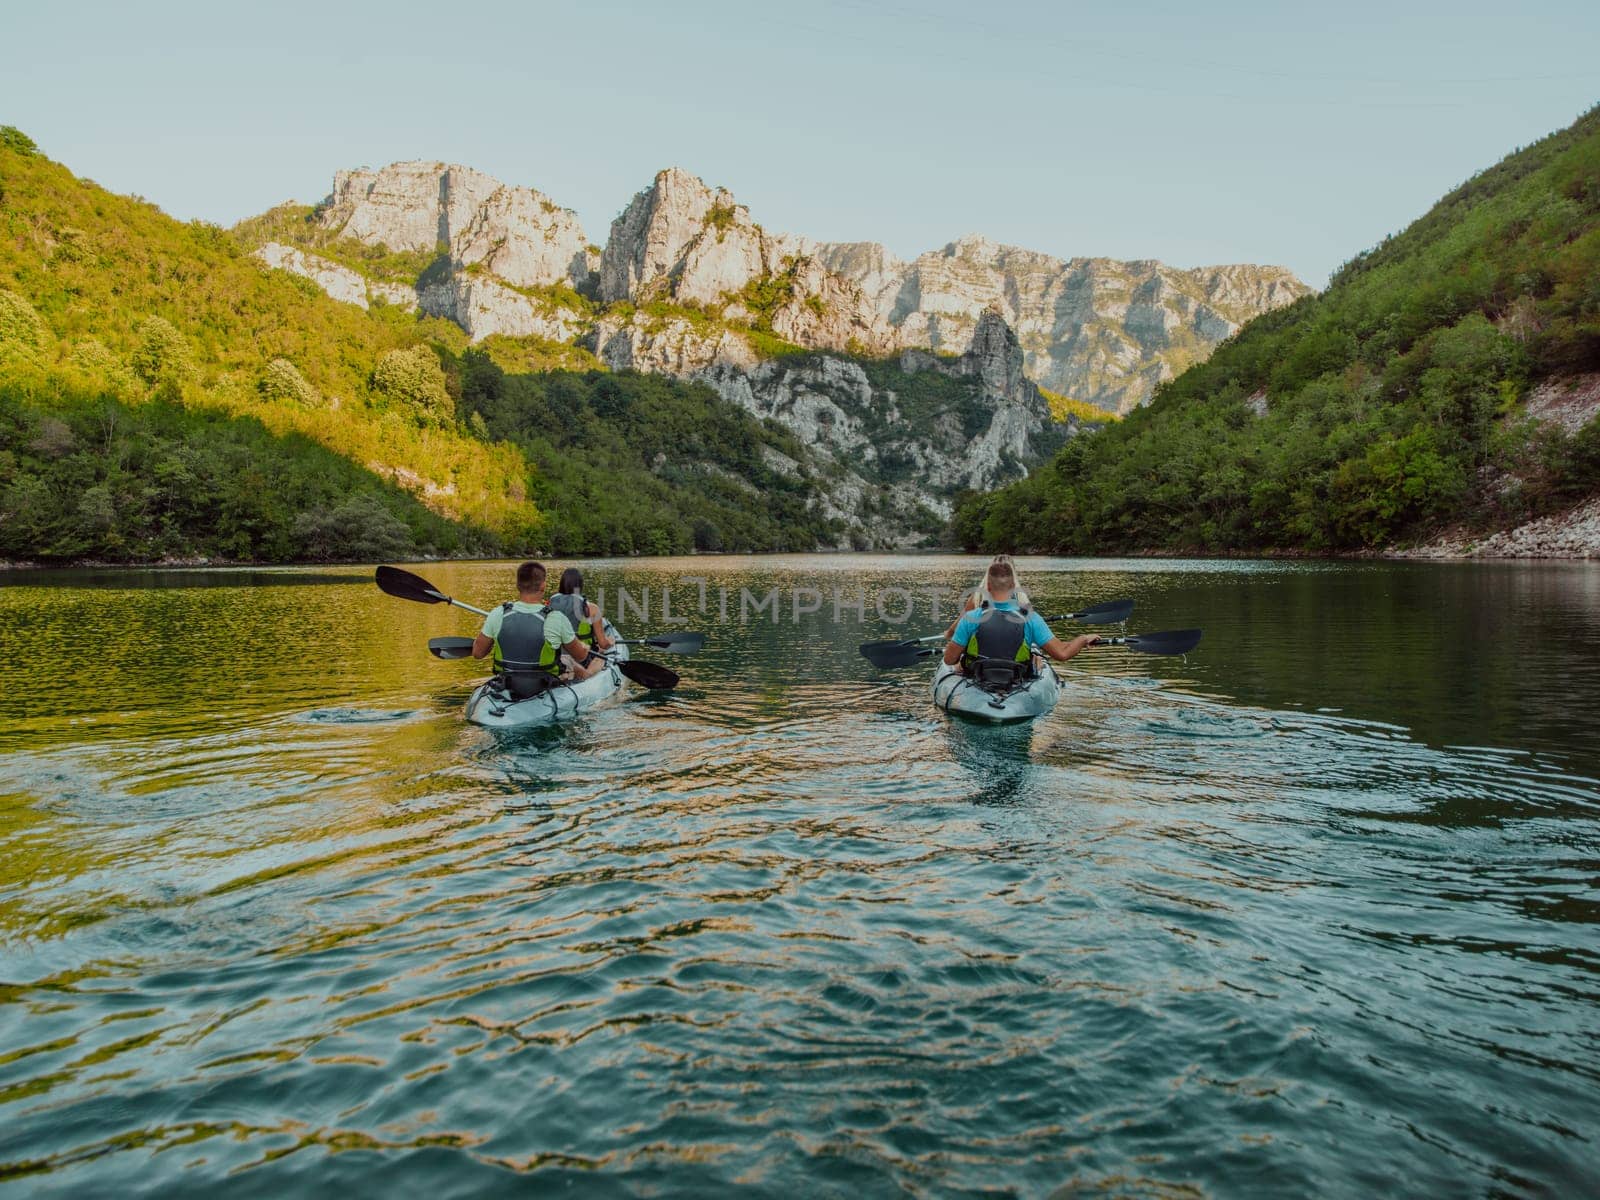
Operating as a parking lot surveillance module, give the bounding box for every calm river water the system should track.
[0,556,1597,1197]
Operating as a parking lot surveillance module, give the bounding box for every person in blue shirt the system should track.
[942,558,1099,674]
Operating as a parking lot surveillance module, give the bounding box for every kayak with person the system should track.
[375,564,705,730]
[933,557,1101,723]
[860,557,1202,725]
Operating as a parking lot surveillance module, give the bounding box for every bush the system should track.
[67,339,138,397]
[130,316,195,385]
[0,126,37,156]
[291,492,418,562]
[258,357,319,407]
[0,289,49,364]
[372,345,452,423]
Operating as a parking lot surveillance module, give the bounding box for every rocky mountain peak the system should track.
[323,161,500,252]
[317,160,593,292]
[599,166,791,306]
[962,307,1030,398]
[251,157,1311,412]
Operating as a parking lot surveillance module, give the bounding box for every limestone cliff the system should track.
[240,158,1302,541]
[293,161,595,338]
[252,243,418,312]
[595,172,1309,411]
[665,310,1066,546]
[815,237,1309,413]
[245,159,1306,409]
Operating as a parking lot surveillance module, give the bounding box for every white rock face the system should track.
[255,163,596,338]
[595,168,1309,412]
[319,160,593,295]
[820,237,1309,412]
[251,159,1306,408]
[640,308,1068,546]
[451,186,594,292]
[591,313,759,375]
[252,243,417,312]
[418,275,584,342]
[321,162,502,253]
[599,167,801,305]
[767,256,892,354]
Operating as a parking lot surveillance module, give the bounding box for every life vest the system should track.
[546,592,596,646]
[963,601,1033,671]
[493,601,560,697]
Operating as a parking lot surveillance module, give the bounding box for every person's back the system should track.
[471,561,601,696]
[944,560,1100,675]
[545,567,613,652]
[954,596,1045,676]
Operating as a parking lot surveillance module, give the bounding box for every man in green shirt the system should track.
[472,561,602,697]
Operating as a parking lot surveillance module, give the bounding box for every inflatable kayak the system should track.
[932,658,1060,724]
[464,622,630,730]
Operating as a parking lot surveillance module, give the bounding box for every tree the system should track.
[0,289,49,366]
[291,492,418,561]
[130,316,195,385]
[68,339,138,397]
[258,357,319,407]
[372,346,452,424]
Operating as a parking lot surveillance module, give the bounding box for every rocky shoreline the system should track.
[1391,495,1600,560]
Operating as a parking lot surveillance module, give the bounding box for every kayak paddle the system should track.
[1042,598,1134,625]
[615,632,706,654]
[858,597,1135,663]
[429,636,476,660]
[860,642,940,669]
[612,659,679,690]
[1093,628,1203,655]
[376,565,490,617]
[860,627,1202,669]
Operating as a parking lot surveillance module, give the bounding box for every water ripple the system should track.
[2,560,1598,1195]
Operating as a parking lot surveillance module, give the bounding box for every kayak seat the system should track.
[970,658,1031,692]
[499,671,559,701]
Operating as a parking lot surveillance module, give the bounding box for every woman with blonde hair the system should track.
[942,555,1032,642]
[943,556,1098,676]
[975,554,1030,609]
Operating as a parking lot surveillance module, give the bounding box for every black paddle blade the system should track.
[859,638,916,654]
[1115,628,1202,655]
[619,659,679,690]
[860,640,938,669]
[1070,598,1135,625]
[428,636,476,660]
[376,565,449,605]
[639,632,705,654]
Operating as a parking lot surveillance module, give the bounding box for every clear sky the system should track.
[2,0,1596,285]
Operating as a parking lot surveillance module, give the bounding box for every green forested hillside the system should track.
[0,127,837,562]
[955,106,1600,553]
[450,353,836,553]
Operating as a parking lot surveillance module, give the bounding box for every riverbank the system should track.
[1392,494,1600,560]
[8,526,1600,574]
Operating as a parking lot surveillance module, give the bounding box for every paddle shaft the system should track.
[872,598,1134,649]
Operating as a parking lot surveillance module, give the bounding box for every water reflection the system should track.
[0,557,1597,1195]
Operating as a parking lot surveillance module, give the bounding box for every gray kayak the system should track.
[465,622,629,729]
[932,659,1061,724]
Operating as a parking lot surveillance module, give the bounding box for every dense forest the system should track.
[954,105,1600,554]
[0,126,838,562]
